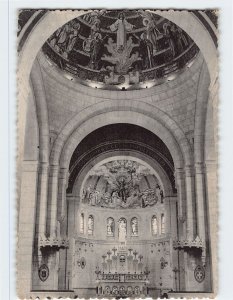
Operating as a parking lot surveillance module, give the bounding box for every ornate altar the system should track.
[95,244,150,298]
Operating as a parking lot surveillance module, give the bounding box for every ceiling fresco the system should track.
[42,9,199,90]
[81,159,164,209]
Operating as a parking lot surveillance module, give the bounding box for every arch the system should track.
[17,10,217,171]
[72,151,173,198]
[51,101,192,170]
[194,62,211,164]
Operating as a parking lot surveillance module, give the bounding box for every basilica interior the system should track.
[17,9,218,299]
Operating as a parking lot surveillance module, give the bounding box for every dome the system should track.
[42,9,199,90]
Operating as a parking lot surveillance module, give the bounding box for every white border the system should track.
[0,0,232,299]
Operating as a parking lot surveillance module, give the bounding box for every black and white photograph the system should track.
[1,1,232,299]
[15,8,220,299]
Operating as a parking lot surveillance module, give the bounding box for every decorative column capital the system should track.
[185,165,194,177]
[195,162,205,174]
[49,164,59,176]
[175,168,185,179]
[39,162,49,174]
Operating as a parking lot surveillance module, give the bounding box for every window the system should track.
[107,217,115,236]
[131,217,138,236]
[80,213,84,233]
[161,214,165,234]
[88,215,94,235]
[152,215,158,235]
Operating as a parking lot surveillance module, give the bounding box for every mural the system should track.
[42,10,199,89]
[81,159,164,209]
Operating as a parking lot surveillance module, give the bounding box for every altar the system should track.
[95,244,150,298]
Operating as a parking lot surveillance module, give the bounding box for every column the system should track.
[195,162,206,242]
[175,168,186,222]
[185,165,196,240]
[49,165,59,237]
[17,161,39,298]
[37,162,49,237]
[205,160,217,291]
[57,167,68,223]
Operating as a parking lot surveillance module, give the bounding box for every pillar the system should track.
[48,165,59,237]
[185,165,196,240]
[17,161,38,298]
[195,162,206,242]
[37,162,49,237]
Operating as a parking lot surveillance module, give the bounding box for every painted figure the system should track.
[109,12,135,50]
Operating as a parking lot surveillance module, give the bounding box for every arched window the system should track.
[80,213,84,233]
[107,217,115,236]
[131,217,138,236]
[161,213,165,234]
[88,215,94,235]
[118,218,127,241]
[151,215,158,235]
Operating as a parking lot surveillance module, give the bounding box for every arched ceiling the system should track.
[68,124,175,194]
[41,9,200,90]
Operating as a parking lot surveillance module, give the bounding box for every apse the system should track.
[42,9,199,90]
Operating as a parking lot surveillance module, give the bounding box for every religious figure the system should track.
[49,22,80,58]
[66,22,80,54]
[143,17,161,53]
[118,177,128,202]
[163,22,177,58]
[109,12,135,50]
[88,216,94,235]
[107,218,114,236]
[89,190,100,206]
[139,32,154,69]
[131,218,138,236]
[88,32,103,69]
[152,216,158,235]
[118,219,127,242]
[175,26,189,52]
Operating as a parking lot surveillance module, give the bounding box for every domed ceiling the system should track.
[42,9,199,90]
[81,158,164,209]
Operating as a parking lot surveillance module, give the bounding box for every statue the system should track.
[109,12,135,51]
[131,218,138,236]
[88,216,94,235]
[107,218,114,236]
[118,219,127,242]
[152,216,158,235]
